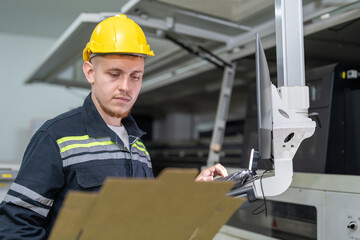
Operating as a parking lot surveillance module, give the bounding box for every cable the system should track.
[164,33,231,69]
[251,171,267,216]
[263,157,274,170]
[251,169,270,216]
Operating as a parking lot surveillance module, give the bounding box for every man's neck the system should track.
[91,95,122,127]
[103,116,122,127]
[97,108,122,126]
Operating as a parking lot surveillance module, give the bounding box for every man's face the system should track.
[83,55,145,125]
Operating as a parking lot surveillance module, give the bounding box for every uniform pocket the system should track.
[76,164,118,189]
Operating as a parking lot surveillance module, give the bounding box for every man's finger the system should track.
[214,163,228,177]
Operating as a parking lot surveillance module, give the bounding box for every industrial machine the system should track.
[0,163,19,201]
[215,172,360,240]
[217,62,360,239]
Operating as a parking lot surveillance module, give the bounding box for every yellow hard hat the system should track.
[83,14,154,61]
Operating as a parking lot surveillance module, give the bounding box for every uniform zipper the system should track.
[115,135,133,177]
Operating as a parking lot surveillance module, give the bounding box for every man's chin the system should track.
[114,107,131,119]
[100,104,130,119]
[110,110,130,119]
[120,111,130,119]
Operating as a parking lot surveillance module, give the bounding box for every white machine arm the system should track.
[251,0,316,198]
[253,84,316,197]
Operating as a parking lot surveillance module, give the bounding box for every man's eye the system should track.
[132,75,141,80]
[109,73,119,77]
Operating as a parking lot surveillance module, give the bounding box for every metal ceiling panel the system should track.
[25,13,103,87]
[123,0,252,41]
[158,0,273,22]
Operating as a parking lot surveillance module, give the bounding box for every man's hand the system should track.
[194,163,228,182]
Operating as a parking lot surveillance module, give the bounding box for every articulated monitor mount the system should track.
[226,35,316,200]
[219,0,316,199]
[252,35,316,197]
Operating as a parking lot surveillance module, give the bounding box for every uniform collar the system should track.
[81,93,146,143]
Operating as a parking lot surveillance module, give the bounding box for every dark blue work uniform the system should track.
[0,94,153,239]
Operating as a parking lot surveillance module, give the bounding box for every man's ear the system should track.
[83,61,95,85]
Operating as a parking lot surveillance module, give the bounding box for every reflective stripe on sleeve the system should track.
[3,194,50,217]
[10,183,54,207]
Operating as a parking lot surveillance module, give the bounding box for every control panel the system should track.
[325,191,360,240]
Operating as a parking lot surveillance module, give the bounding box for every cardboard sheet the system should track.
[49,191,98,240]
[49,168,246,240]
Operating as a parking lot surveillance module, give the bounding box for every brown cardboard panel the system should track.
[156,168,199,183]
[49,191,98,240]
[49,169,246,240]
[78,168,246,240]
[192,197,244,239]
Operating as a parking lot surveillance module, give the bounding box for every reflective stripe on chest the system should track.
[57,135,151,168]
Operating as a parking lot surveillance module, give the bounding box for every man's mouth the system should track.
[114,95,131,103]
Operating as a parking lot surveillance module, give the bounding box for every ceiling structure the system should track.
[14,0,360,118]
[0,0,129,38]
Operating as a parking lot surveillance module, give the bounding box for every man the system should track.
[0,14,228,239]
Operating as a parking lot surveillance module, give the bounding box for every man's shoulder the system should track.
[39,107,85,137]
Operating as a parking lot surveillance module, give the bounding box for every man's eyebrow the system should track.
[107,68,123,72]
[106,68,143,74]
[132,70,144,74]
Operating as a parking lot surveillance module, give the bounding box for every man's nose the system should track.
[118,76,130,91]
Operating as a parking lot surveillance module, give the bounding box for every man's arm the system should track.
[0,131,64,240]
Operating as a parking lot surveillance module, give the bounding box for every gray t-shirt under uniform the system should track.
[108,124,130,150]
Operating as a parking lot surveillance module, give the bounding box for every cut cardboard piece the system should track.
[49,168,246,240]
[49,192,98,240]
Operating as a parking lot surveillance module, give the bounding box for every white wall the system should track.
[0,33,90,164]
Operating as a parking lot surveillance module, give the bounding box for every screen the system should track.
[255,34,273,161]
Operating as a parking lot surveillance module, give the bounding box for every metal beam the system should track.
[28,78,90,89]
[127,15,233,44]
[207,62,237,167]
[275,0,306,87]
[174,9,252,31]
[141,60,213,93]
